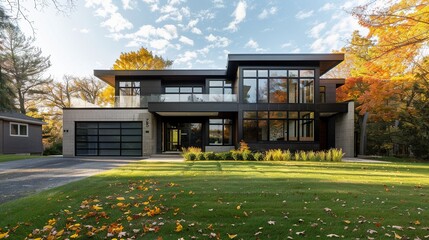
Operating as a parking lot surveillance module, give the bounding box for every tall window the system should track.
[243,111,314,142]
[209,119,233,145]
[242,69,315,104]
[119,81,140,97]
[320,86,326,103]
[10,123,28,137]
[209,80,232,101]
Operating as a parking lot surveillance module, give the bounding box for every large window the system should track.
[209,119,233,145]
[242,69,315,104]
[119,81,140,97]
[243,111,314,142]
[209,80,232,101]
[10,123,28,137]
[165,86,203,101]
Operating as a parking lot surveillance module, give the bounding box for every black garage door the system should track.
[75,122,142,156]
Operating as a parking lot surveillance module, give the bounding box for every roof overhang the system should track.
[0,116,45,125]
[227,53,344,78]
[94,69,227,86]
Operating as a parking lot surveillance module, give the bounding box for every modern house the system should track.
[63,53,354,157]
[0,112,45,155]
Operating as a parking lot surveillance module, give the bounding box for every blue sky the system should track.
[18,0,368,79]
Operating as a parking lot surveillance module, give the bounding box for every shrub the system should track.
[239,140,250,152]
[218,152,233,160]
[183,152,196,161]
[204,152,217,160]
[253,152,264,161]
[307,151,316,161]
[294,152,300,161]
[330,148,344,162]
[242,150,254,161]
[195,152,205,161]
[43,142,62,155]
[182,146,202,154]
[317,151,326,161]
[300,151,308,161]
[231,150,243,161]
[326,149,333,161]
[282,150,292,161]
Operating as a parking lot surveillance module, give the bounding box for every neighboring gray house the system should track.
[0,112,45,155]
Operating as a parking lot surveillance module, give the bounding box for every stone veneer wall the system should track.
[335,102,355,157]
[63,109,156,157]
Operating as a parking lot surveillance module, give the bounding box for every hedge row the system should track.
[182,148,344,162]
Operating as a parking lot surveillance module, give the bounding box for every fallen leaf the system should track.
[116,197,125,201]
[394,231,402,239]
[227,233,237,239]
[367,229,377,234]
[268,220,276,225]
[175,222,183,232]
[392,225,403,231]
[326,234,340,238]
[236,205,241,210]
[296,230,305,235]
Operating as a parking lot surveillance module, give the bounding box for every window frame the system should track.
[241,68,316,104]
[10,122,29,137]
[208,118,233,146]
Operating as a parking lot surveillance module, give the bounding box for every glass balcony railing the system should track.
[113,94,237,108]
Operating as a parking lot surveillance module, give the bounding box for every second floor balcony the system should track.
[116,94,238,108]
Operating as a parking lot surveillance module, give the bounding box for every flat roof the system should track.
[95,69,227,86]
[227,53,344,77]
[94,53,344,85]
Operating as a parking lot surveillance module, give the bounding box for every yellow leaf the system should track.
[143,202,149,205]
[175,222,183,232]
[70,233,79,239]
[92,204,103,211]
[127,216,133,221]
[0,231,9,239]
[394,232,401,239]
[117,197,125,201]
[55,229,64,237]
[236,205,241,210]
[228,233,237,239]
[343,220,351,224]
[414,220,421,225]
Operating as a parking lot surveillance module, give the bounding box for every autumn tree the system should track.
[339,0,429,158]
[0,24,50,114]
[73,76,107,104]
[113,47,173,70]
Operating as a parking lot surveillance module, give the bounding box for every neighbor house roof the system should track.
[0,112,46,125]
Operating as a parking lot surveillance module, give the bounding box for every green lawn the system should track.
[0,161,428,239]
[0,154,42,163]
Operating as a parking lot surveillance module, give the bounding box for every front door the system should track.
[164,122,202,151]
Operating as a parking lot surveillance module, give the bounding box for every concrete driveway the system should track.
[0,156,143,204]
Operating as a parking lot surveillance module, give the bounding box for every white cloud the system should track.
[179,35,194,46]
[85,0,133,32]
[258,6,277,19]
[80,28,90,33]
[213,0,225,8]
[281,42,292,48]
[245,39,259,49]
[308,22,326,38]
[245,39,265,52]
[319,2,335,11]
[191,27,202,35]
[205,34,231,48]
[110,24,179,52]
[151,0,190,23]
[121,0,136,10]
[225,0,247,32]
[295,10,314,19]
[309,13,368,52]
[175,51,198,68]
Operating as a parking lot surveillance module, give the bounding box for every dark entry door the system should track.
[165,122,202,151]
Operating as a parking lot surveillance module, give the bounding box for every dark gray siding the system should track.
[2,120,43,154]
[0,120,3,154]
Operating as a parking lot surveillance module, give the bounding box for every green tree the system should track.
[0,7,16,111]
[0,24,50,114]
[113,47,173,70]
